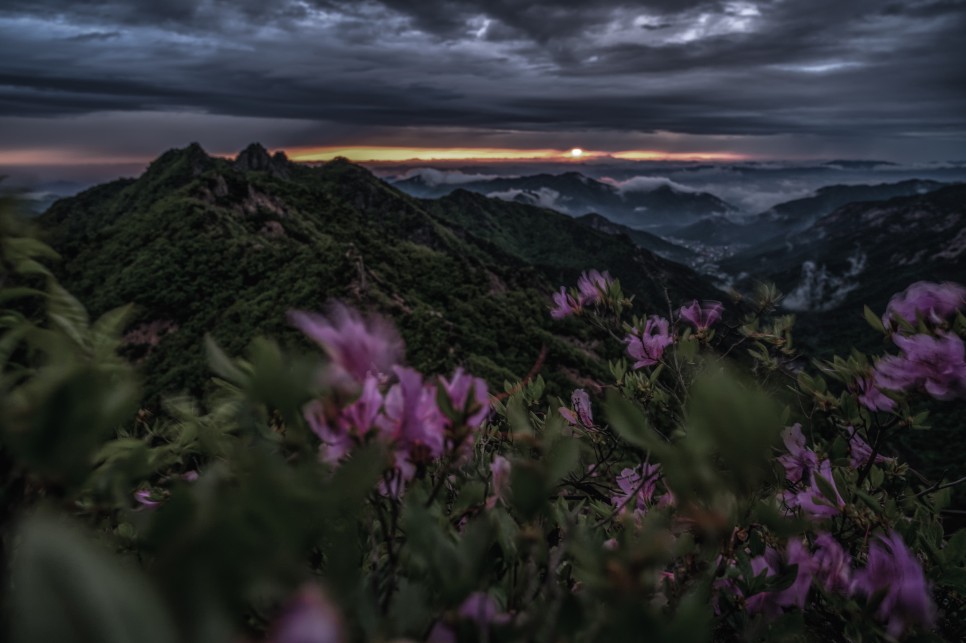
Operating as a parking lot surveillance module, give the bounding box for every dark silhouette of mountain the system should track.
[758,179,946,226]
[574,213,697,264]
[421,190,716,308]
[723,185,966,329]
[394,170,737,232]
[822,160,897,169]
[233,142,292,179]
[39,143,719,400]
[672,179,952,248]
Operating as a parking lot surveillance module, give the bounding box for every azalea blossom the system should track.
[625,316,674,368]
[560,388,593,427]
[133,488,162,509]
[268,583,345,643]
[882,281,966,330]
[875,332,966,400]
[784,460,844,519]
[290,303,403,384]
[489,456,511,505]
[745,541,813,618]
[812,533,851,593]
[576,269,613,306]
[440,367,490,430]
[612,463,662,514]
[777,423,818,484]
[854,375,896,412]
[305,374,384,464]
[458,592,511,626]
[678,299,724,330]
[850,532,935,638]
[848,430,892,470]
[550,287,581,319]
[379,366,446,463]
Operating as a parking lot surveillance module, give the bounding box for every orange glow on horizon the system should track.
[287,146,748,163]
[288,146,578,162]
[611,150,747,162]
[0,146,751,168]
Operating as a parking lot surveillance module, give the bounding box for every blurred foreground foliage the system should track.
[1,195,965,642]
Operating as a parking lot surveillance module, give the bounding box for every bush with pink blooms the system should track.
[3,203,966,643]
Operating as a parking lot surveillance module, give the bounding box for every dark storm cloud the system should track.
[0,0,964,158]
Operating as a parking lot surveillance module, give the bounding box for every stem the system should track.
[914,475,966,499]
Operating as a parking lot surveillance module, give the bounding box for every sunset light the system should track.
[286,146,747,163]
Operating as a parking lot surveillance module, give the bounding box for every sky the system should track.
[1,0,965,182]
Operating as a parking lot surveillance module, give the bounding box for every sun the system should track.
[570,148,584,158]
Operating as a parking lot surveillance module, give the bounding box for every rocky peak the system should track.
[140,142,214,186]
[234,143,291,179]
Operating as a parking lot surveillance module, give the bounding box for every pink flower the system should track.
[488,456,511,505]
[777,423,818,484]
[625,316,674,368]
[848,430,892,470]
[612,463,662,514]
[882,281,966,330]
[745,541,813,618]
[133,489,162,509]
[440,368,490,430]
[854,375,896,412]
[290,303,403,384]
[784,460,844,519]
[550,287,581,319]
[379,367,446,462]
[783,540,815,610]
[813,533,851,593]
[559,388,593,427]
[304,374,384,464]
[268,583,344,643]
[875,332,966,400]
[576,269,613,305]
[427,622,456,643]
[458,592,511,626]
[678,299,724,330]
[850,532,935,638]
[744,549,782,618]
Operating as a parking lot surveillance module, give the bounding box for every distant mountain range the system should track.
[29,144,966,396]
[722,184,966,352]
[38,143,718,400]
[393,171,737,232]
[665,178,953,249]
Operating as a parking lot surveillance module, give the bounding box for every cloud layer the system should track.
[0,0,964,167]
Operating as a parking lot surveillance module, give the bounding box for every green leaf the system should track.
[510,461,548,519]
[863,305,885,333]
[545,438,580,483]
[813,472,842,508]
[47,282,90,334]
[603,390,660,452]
[944,529,966,567]
[9,513,178,643]
[204,334,247,384]
[0,286,46,305]
[6,366,139,483]
[91,305,136,343]
[505,394,533,436]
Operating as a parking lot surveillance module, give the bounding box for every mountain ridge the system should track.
[39,143,720,400]
[394,169,737,231]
